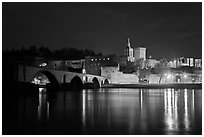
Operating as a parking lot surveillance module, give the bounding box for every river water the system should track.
[3,88,202,135]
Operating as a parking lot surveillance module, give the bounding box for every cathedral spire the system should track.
[127,38,131,47]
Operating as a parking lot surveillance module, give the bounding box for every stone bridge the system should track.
[17,65,110,89]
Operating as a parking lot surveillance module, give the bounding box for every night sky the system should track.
[3,2,202,59]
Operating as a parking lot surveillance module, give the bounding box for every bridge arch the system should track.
[32,70,60,90]
[104,79,109,84]
[92,77,100,89]
[70,76,83,90]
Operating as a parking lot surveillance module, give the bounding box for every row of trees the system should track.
[3,45,103,60]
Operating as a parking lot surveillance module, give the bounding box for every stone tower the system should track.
[124,38,134,62]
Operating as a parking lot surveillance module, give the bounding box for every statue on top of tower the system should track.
[127,38,131,48]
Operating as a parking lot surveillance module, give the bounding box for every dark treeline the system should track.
[3,45,103,60]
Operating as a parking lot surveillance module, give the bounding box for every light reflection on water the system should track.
[38,88,49,123]
[164,89,178,133]
[78,88,201,134]
[10,88,202,134]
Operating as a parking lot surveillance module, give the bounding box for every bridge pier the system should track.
[83,82,99,89]
[61,82,100,90]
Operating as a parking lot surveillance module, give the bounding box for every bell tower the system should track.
[124,38,134,62]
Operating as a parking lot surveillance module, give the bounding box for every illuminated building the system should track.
[124,38,134,62]
[167,60,177,68]
[146,58,159,68]
[84,55,118,76]
[134,47,146,61]
[177,57,194,67]
[194,59,202,68]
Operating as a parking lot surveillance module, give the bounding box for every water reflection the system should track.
[163,88,198,134]
[38,88,49,123]
[5,88,201,134]
[80,88,201,134]
[82,90,86,127]
[81,89,160,134]
[164,88,179,133]
[184,89,189,130]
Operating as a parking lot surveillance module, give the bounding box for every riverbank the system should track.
[102,83,202,89]
[3,82,202,94]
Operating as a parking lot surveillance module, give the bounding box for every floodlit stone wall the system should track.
[101,66,139,84]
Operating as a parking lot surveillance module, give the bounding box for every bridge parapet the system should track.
[18,65,110,89]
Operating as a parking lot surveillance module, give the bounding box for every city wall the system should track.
[101,66,202,84]
[101,66,139,84]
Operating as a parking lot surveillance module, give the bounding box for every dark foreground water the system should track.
[3,88,202,135]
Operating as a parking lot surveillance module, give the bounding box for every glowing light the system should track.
[39,88,45,93]
[31,74,50,85]
[32,78,40,84]
[184,74,187,78]
[167,74,172,79]
[82,76,86,82]
[82,69,86,74]
[39,62,47,67]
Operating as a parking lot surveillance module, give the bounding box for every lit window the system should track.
[107,58,110,60]
[99,59,101,60]
[103,58,106,60]
[95,59,97,61]
[39,62,47,67]
[91,59,94,61]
